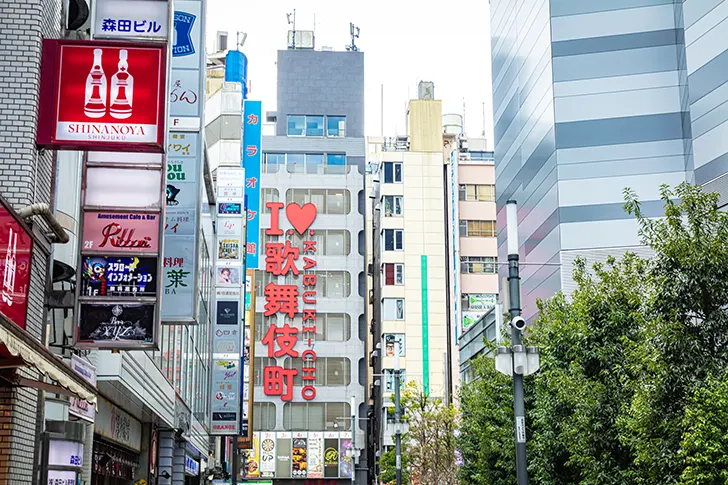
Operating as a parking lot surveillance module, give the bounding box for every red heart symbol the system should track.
[286,203,317,235]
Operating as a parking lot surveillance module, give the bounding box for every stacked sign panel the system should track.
[35,37,169,348]
[35,2,172,349]
[162,0,206,323]
[211,168,245,435]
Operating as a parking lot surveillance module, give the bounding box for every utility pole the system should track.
[494,200,540,485]
[394,340,402,485]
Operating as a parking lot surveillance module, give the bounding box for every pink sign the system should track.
[82,211,159,253]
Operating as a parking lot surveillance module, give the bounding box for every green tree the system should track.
[678,373,728,485]
[378,446,410,485]
[458,352,516,485]
[621,183,728,483]
[458,183,728,484]
[529,253,646,485]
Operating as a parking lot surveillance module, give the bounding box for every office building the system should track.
[248,38,369,485]
[366,86,498,462]
[492,0,696,320]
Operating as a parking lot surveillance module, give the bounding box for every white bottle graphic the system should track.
[84,48,107,118]
[109,49,134,119]
[2,228,17,306]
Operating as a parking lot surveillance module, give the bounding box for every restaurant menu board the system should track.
[81,256,157,297]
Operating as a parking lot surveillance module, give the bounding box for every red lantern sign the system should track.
[262,201,319,402]
[37,39,167,152]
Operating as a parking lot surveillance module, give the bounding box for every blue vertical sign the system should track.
[243,100,262,270]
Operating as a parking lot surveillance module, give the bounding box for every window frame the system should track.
[461,256,498,274]
[383,195,403,217]
[383,229,404,251]
[383,263,405,286]
[287,115,306,136]
[327,116,346,137]
[305,115,325,137]
[383,162,403,183]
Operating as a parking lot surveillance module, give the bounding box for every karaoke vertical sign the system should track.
[211,168,245,435]
[242,100,262,270]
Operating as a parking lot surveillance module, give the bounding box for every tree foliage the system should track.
[459,183,728,484]
[380,382,459,485]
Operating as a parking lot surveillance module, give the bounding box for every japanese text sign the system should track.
[0,197,33,330]
[243,100,262,269]
[37,39,167,152]
[93,0,168,40]
[263,201,319,402]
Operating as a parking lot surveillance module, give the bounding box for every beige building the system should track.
[366,85,497,455]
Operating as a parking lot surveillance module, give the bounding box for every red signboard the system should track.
[263,202,318,402]
[0,198,33,330]
[82,211,159,253]
[37,39,167,152]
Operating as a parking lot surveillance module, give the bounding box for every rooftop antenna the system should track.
[236,31,247,50]
[462,97,466,135]
[346,22,360,51]
[482,102,486,138]
[287,9,296,49]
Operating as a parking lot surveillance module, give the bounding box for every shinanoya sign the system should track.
[37,39,167,152]
[262,201,318,402]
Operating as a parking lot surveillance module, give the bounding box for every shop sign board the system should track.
[37,39,167,152]
[0,197,33,330]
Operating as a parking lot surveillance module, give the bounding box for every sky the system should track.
[206,0,494,148]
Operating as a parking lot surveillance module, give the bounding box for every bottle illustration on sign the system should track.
[84,49,108,118]
[109,50,134,119]
[1,227,17,306]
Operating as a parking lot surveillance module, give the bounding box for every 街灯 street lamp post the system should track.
[494,200,540,485]
[394,340,402,485]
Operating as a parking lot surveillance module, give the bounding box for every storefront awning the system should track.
[0,317,97,407]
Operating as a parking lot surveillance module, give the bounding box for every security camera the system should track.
[511,316,527,332]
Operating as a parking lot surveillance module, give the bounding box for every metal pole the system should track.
[232,437,238,485]
[351,396,356,485]
[394,341,402,485]
[507,200,528,485]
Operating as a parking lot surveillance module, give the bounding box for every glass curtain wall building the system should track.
[492,0,696,320]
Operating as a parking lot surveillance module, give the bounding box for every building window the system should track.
[383,263,404,285]
[254,403,276,431]
[261,188,279,213]
[287,115,305,136]
[384,334,405,356]
[276,313,351,341]
[306,115,325,136]
[284,357,351,386]
[264,153,285,173]
[283,402,351,431]
[460,220,496,237]
[255,270,276,297]
[383,229,404,251]
[383,196,403,216]
[286,229,351,256]
[285,271,351,298]
[327,116,346,137]
[383,298,405,320]
[459,184,496,202]
[383,162,403,183]
[253,357,277,385]
[285,153,348,174]
[383,369,405,392]
[286,189,350,215]
[461,256,497,274]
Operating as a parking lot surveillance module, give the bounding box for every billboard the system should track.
[242,100,262,269]
[211,168,246,436]
[0,197,33,330]
[37,39,167,152]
